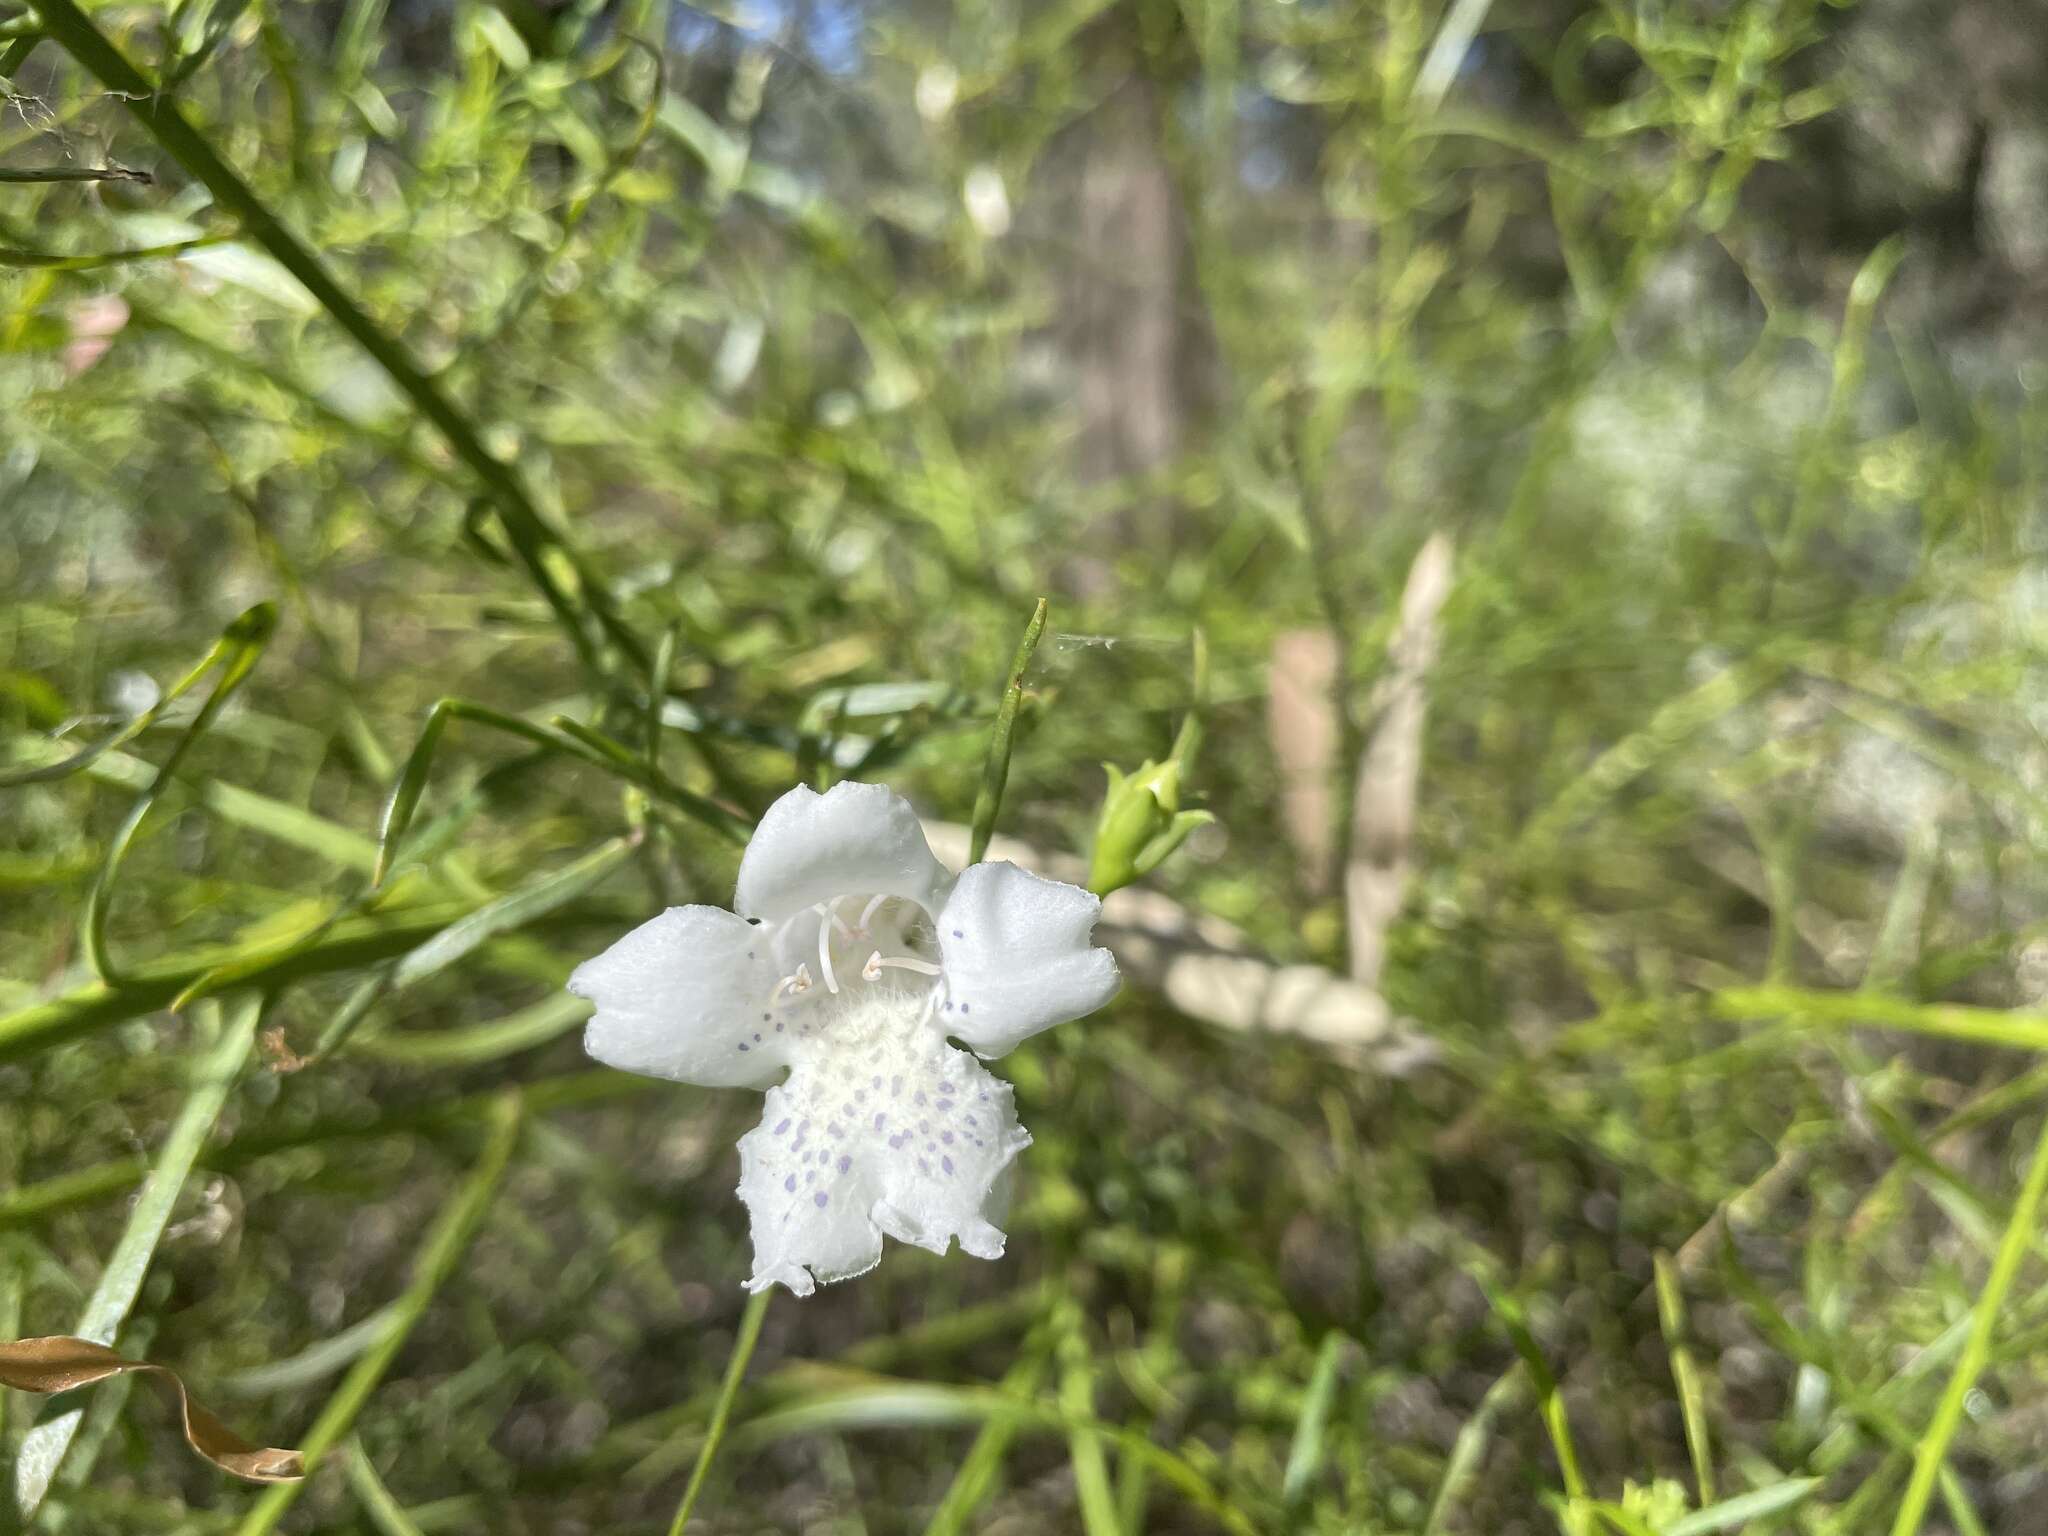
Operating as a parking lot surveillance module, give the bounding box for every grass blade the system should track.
[1713,987,2048,1054]
[1055,1300,1121,1536]
[228,1090,523,1536]
[1887,1110,2048,1536]
[343,1436,430,1536]
[1666,1477,1823,1536]
[12,994,262,1520]
[1281,1332,1346,1506]
[920,1350,1047,1536]
[1652,1251,1714,1505]
[1422,1364,1523,1536]
[664,1287,771,1536]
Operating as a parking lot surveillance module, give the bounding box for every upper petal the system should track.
[734,782,952,922]
[567,905,791,1090]
[934,861,1121,1058]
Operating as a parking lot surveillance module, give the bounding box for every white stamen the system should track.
[858,894,888,931]
[766,962,818,1007]
[871,953,942,977]
[817,912,840,994]
[862,951,884,982]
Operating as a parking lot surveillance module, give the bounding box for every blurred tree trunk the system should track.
[1066,72,1193,563]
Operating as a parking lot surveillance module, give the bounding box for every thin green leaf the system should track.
[968,597,1047,864]
[0,901,474,1064]
[664,1288,771,1536]
[1888,1111,2048,1536]
[1712,987,2048,1054]
[343,1437,430,1536]
[80,603,278,985]
[23,0,644,679]
[349,993,590,1068]
[1666,1477,1824,1536]
[1653,1251,1715,1505]
[1281,1332,1346,1506]
[228,1091,523,1536]
[389,835,635,989]
[13,994,262,1520]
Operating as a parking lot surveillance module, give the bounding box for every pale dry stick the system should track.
[1268,628,1341,893]
[924,825,1426,1070]
[1346,532,1454,989]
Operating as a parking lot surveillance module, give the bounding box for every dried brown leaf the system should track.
[0,1335,304,1483]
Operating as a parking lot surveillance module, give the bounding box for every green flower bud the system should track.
[1088,756,1212,896]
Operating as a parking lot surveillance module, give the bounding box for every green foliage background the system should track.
[5,0,2048,1530]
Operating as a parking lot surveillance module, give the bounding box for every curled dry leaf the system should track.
[0,1335,304,1483]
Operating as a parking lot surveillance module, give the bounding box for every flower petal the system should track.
[567,906,791,1089]
[934,861,1120,1057]
[735,1033,1030,1294]
[734,782,951,923]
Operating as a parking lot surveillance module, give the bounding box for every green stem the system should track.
[230,1091,524,1536]
[1888,1111,2048,1536]
[968,598,1048,865]
[23,0,644,678]
[665,1288,771,1536]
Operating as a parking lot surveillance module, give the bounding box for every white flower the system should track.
[568,781,1120,1296]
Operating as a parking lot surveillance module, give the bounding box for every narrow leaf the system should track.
[968,598,1048,864]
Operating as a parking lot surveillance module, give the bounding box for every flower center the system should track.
[764,895,944,1038]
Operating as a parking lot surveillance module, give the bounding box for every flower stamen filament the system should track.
[817,908,840,993]
[862,950,942,980]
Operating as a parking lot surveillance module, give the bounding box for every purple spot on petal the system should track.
[936,1099,953,1111]
[944,1001,954,1012]
[737,1043,749,1052]
[775,1118,791,1134]
[952,929,963,938]
[942,1131,954,1144]
[942,1156,954,1174]
[776,1022,784,1033]
[871,1076,882,1089]
[966,1115,978,1127]
[873,1113,886,1130]
[917,1158,930,1174]
[752,1033,762,1043]
[784,1175,796,1191]
[961,1003,970,1014]
[891,1076,903,1095]
[814,1191,829,1207]
[837,1155,851,1173]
